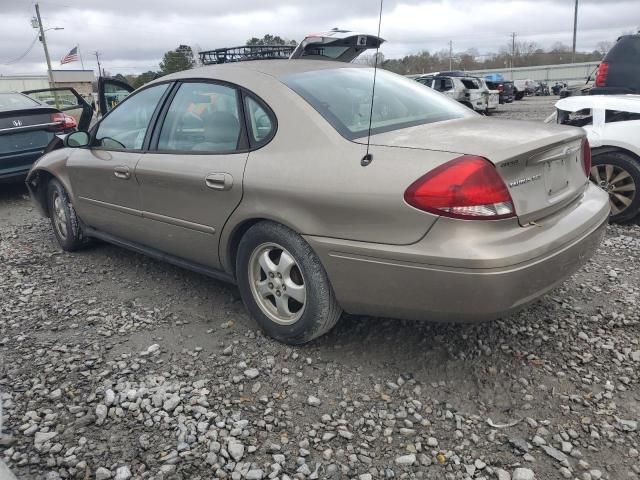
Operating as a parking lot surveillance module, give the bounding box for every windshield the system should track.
[0,92,40,111]
[284,67,473,139]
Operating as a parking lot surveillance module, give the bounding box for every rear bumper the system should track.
[0,150,43,183]
[590,87,637,95]
[306,183,609,322]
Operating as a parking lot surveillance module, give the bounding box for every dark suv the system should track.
[486,80,514,104]
[591,34,640,94]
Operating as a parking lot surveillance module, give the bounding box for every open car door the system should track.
[98,77,135,116]
[22,87,93,131]
[289,29,384,62]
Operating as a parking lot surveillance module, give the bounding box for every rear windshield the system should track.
[284,68,472,139]
[0,92,40,111]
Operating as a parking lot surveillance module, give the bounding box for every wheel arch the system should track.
[26,168,60,218]
[222,216,303,279]
[592,145,640,164]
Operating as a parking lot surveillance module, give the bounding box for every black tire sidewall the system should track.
[236,222,340,344]
[592,151,640,223]
[47,179,85,251]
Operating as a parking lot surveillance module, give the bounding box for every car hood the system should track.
[358,117,583,162]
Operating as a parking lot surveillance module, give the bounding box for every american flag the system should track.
[60,46,79,65]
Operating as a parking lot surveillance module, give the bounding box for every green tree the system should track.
[246,34,297,46]
[159,44,196,75]
[132,71,160,89]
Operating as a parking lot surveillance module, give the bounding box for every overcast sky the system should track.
[1,0,638,76]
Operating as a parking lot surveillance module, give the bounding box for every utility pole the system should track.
[448,40,453,71]
[572,0,579,63]
[93,51,102,78]
[35,3,55,88]
[510,32,517,80]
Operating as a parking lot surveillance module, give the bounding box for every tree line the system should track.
[115,36,614,88]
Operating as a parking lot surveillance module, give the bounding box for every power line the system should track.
[2,32,39,65]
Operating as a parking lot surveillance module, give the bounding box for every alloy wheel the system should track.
[590,164,636,215]
[52,192,69,240]
[248,242,306,325]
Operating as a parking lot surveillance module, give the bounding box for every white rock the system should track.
[95,404,108,425]
[512,468,535,480]
[95,467,112,480]
[49,389,62,400]
[244,368,260,379]
[104,389,116,406]
[228,441,244,461]
[163,395,180,412]
[496,468,511,480]
[427,437,438,447]
[114,466,131,480]
[34,431,58,445]
[395,454,416,466]
[631,351,640,362]
[307,395,322,407]
[246,470,264,480]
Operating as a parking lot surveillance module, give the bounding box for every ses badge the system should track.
[356,36,368,47]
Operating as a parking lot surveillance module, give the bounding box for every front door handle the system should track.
[114,165,131,180]
[205,173,233,191]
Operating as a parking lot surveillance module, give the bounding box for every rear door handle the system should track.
[205,173,233,191]
[114,166,130,180]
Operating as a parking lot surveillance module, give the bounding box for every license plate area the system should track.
[544,158,570,197]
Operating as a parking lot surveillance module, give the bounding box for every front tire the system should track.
[590,151,640,223]
[47,179,88,251]
[236,222,342,345]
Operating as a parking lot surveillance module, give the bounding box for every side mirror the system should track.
[64,131,90,148]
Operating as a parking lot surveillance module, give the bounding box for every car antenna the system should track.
[361,0,384,167]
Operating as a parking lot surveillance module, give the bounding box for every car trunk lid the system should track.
[289,30,384,63]
[359,117,589,225]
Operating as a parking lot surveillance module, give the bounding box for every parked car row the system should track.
[415,72,500,114]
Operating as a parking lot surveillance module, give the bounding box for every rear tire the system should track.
[236,221,342,345]
[47,179,89,251]
[590,151,640,223]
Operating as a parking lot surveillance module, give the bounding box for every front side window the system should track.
[244,96,274,144]
[285,68,472,139]
[157,82,241,153]
[94,84,168,150]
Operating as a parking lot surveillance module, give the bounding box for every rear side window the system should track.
[461,79,480,89]
[244,96,274,145]
[284,68,472,140]
[434,78,453,91]
[157,82,241,153]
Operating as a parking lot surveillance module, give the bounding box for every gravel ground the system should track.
[1,96,640,480]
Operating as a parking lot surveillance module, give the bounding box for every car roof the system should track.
[555,94,640,114]
[156,59,367,84]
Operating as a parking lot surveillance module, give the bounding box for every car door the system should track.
[98,77,135,116]
[134,81,256,269]
[66,82,171,242]
[22,87,93,130]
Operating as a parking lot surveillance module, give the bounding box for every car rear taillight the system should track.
[595,62,609,87]
[404,155,515,220]
[50,112,77,131]
[581,138,592,177]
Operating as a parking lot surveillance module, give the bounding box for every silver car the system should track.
[27,60,609,344]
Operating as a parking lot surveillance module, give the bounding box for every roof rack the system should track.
[199,45,296,65]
